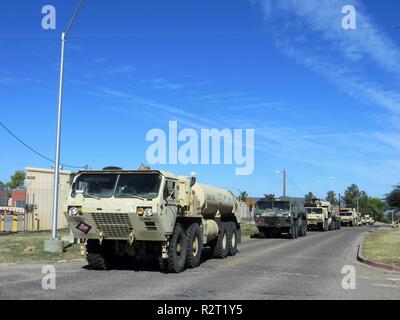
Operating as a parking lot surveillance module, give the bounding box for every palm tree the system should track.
[239,191,248,202]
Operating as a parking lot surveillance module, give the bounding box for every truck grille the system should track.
[91,212,132,239]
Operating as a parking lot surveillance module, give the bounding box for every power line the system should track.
[287,176,305,196]
[0,121,85,169]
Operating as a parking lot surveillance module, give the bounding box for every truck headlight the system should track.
[144,208,153,217]
[137,207,144,216]
[69,206,82,216]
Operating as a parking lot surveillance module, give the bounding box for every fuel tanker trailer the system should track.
[64,167,244,273]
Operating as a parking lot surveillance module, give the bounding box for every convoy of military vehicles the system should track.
[64,166,370,273]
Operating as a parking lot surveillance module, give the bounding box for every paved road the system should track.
[1,225,399,300]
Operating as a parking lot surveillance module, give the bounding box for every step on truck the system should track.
[305,199,339,231]
[64,167,244,273]
[253,197,308,239]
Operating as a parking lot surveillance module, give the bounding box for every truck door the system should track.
[162,179,178,233]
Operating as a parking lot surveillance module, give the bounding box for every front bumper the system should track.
[65,211,168,241]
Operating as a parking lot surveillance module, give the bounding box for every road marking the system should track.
[280,272,303,276]
[385,278,400,281]
[357,276,371,279]
[372,283,398,288]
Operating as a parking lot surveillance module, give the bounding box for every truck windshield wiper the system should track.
[84,193,101,200]
[117,193,146,200]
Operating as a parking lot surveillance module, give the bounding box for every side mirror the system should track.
[190,172,196,187]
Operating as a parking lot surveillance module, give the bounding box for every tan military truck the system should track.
[305,199,336,231]
[339,208,358,227]
[65,168,243,273]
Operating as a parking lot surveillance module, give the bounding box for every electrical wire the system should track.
[0,121,86,169]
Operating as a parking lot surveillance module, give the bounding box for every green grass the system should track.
[0,230,83,264]
[241,221,258,237]
[362,230,400,267]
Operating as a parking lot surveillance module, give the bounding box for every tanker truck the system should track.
[64,167,243,273]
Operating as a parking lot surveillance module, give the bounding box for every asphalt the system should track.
[0,225,399,300]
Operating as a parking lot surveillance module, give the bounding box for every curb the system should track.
[357,234,400,273]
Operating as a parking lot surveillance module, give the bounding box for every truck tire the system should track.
[168,223,188,273]
[212,222,229,259]
[228,222,238,256]
[186,223,203,269]
[288,226,295,239]
[298,220,304,237]
[86,240,111,270]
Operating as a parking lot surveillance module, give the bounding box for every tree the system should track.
[263,194,276,201]
[6,170,26,190]
[239,191,248,202]
[362,197,386,222]
[304,192,315,206]
[326,190,338,205]
[343,184,363,208]
[386,184,400,209]
[0,181,4,190]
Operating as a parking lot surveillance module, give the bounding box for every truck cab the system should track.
[305,200,334,231]
[254,197,307,239]
[339,208,358,226]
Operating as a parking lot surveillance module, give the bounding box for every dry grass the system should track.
[240,221,258,237]
[0,230,82,264]
[362,230,400,267]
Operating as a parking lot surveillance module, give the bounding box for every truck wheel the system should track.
[168,223,188,273]
[86,240,111,270]
[298,220,304,237]
[186,223,203,268]
[228,222,238,256]
[212,222,229,259]
[288,227,295,239]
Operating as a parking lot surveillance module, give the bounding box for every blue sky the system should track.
[1,0,400,199]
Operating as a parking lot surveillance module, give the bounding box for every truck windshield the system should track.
[256,201,290,210]
[73,174,117,198]
[340,212,353,216]
[306,208,323,214]
[114,173,162,199]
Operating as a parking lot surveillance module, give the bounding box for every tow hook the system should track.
[99,231,104,244]
[162,242,168,259]
[128,231,135,245]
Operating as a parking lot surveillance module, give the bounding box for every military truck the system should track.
[339,208,358,226]
[305,199,337,231]
[64,168,244,273]
[253,197,307,239]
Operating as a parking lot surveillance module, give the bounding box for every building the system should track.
[11,189,26,208]
[0,190,8,206]
[25,167,72,230]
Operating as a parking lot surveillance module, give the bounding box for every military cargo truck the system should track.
[253,197,307,239]
[305,199,336,231]
[339,208,358,226]
[65,168,243,273]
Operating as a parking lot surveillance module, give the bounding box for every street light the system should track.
[45,0,86,253]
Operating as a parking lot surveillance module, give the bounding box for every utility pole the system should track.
[276,169,287,197]
[283,169,286,197]
[45,0,86,253]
